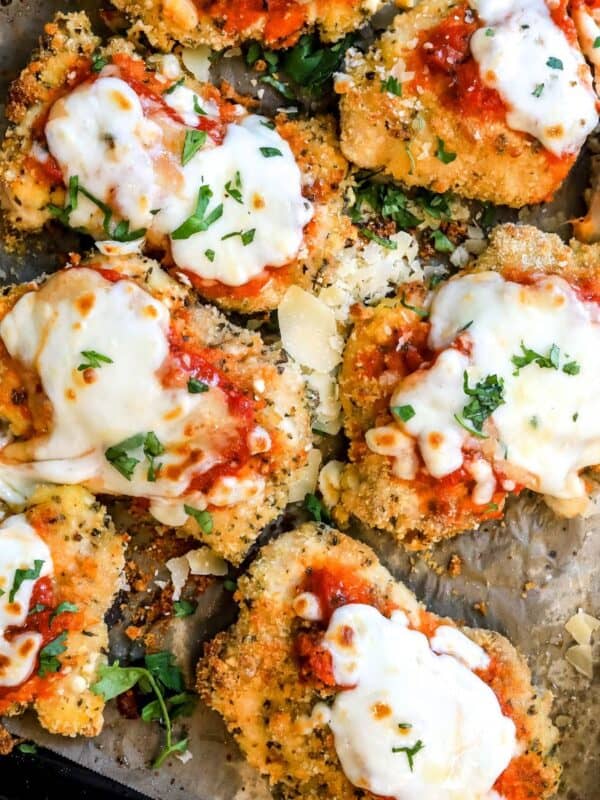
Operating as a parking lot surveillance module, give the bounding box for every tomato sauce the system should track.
[182,266,279,302]
[197,0,309,47]
[0,576,82,712]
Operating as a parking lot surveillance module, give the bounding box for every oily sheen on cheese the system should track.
[0,267,266,511]
[311,603,516,800]
[0,515,52,687]
[44,71,312,286]
[368,271,600,507]
[468,0,598,155]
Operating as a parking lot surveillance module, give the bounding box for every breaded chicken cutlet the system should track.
[0,485,124,737]
[0,254,311,565]
[198,524,560,800]
[328,224,600,547]
[110,0,391,51]
[338,0,598,206]
[0,12,350,314]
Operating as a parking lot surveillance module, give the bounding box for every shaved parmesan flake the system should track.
[288,448,322,503]
[565,644,594,679]
[181,46,213,83]
[279,287,342,372]
[565,609,600,646]
[318,460,344,508]
[166,556,189,602]
[186,548,228,577]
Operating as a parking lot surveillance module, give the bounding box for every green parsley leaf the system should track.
[77,350,113,371]
[145,651,185,692]
[398,722,412,730]
[381,76,402,96]
[48,175,79,226]
[181,130,207,166]
[400,293,429,319]
[171,185,223,240]
[530,415,539,429]
[546,56,563,70]
[282,33,354,94]
[454,413,489,439]
[91,662,146,700]
[224,171,243,203]
[18,742,38,755]
[435,137,456,164]
[50,601,78,623]
[392,739,425,771]
[304,492,329,523]
[359,227,398,249]
[485,28,495,36]
[188,377,209,394]
[28,603,46,615]
[9,560,44,603]
[260,147,283,158]
[562,361,580,375]
[105,433,145,480]
[163,76,185,95]
[511,342,560,375]
[144,431,165,482]
[246,42,263,67]
[91,53,108,72]
[154,738,189,768]
[573,412,579,422]
[38,631,68,677]
[532,83,544,98]
[259,74,296,99]
[223,579,237,592]
[460,372,505,433]
[430,229,454,253]
[221,228,256,245]
[261,120,276,130]
[78,185,146,242]
[184,504,213,533]
[205,249,215,262]
[141,692,196,722]
[392,404,415,422]
[173,600,197,618]
[349,177,422,229]
[594,36,600,48]
[193,95,207,115]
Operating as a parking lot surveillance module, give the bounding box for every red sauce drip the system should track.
[182,264,290,301]
[0,577,81,710]
[301,564,387,624]
[411,3,507,122]
[24,154,64,186]
[197,0,309,46]
[549,0,578,44]
[493,753,553,800]
[164,328,257,494]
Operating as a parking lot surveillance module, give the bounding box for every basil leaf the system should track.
[171,185,223,240]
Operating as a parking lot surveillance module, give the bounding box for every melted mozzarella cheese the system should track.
[315,604,516,800]
[0,515,52,687]
[377,271,600,504]
[162,115,313,286]
[44,74,312,288]
[469,0,598,155]
[0,268,264,508]
[46,76,164,231]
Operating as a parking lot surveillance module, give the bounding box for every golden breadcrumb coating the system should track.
[111,0,390,52]
[338,0,583,207]
[0,485,125,738]
[197,524,560,800]
[0,12,351,314]
[0,254,312,565]
[334,224,600,547]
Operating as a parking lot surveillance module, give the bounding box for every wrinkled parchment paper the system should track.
[1,2,599,798]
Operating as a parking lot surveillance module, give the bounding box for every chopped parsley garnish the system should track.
[163,76,185,95]
[91,652,192,768]
[532,83,544,98]
[187,377,209,394]
[435,137,457,164]
[91,53,108,72]
[392,404,415,422]
[259,74,296,99]
[50,601,78,622]
[77,350,113,371]
[573,412,579,422]
[223,579,237,592]
[397,722,413,730]
[105,432,163,482]
[304,492,329,523]
[349,177,421,228]
[9,559,44,603]
[485,28,495,36]
[184,504,213,533]
[28,603,46,615]
[400,293,429,319]
[222,228,256,245]
[47,175,79,226]
[224,171,243,203]
[282,33,355,94]
[381,76,402,96]
[181,130,207,166]
[359,228,397,249]
[78,185,146,242]
[460,371,505,433]
[392,739,425,771]
[173,600,197,618]
[454,413,489,439]
[546,56,563,70]
[143,431,164,482]
[38,631,68,677]
[510,342,580,375]
[193,95,207,115]
[261,120,276,130]
[205,249,215,262]
[17,742,37,755]
[594,36,600,49]
[171,185,223,240]
[259,146,283,158]
[430,229,454,253]
[458,320,473,332]
[529,415,539,429]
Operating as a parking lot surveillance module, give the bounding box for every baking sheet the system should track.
[0,2,599,798]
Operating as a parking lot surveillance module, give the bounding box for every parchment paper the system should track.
[0,2,599,799]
